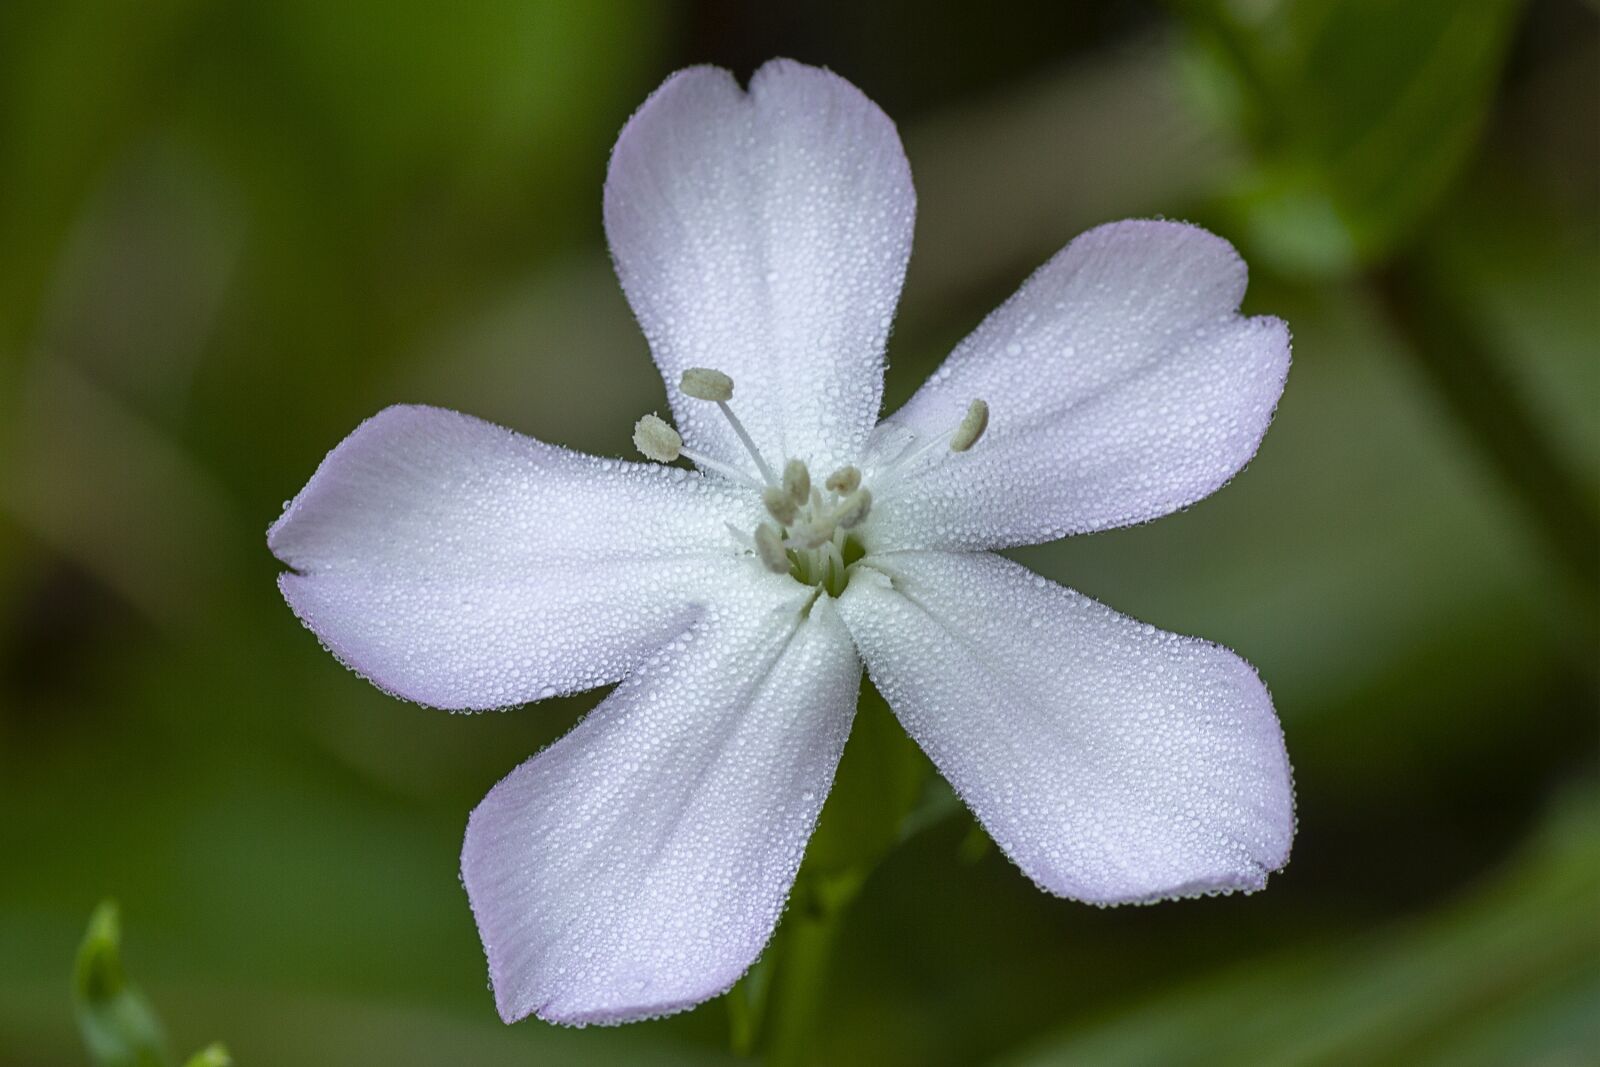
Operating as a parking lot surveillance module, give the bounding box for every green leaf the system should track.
[1006,787,1600,1066]
[1176,0,1521,274]
[73,900,171,1067]
[181,1044,232,1067]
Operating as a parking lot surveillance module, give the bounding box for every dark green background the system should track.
[2,2,1596,1064]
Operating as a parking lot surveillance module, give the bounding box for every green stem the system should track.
[760,872,863,1067]
[727,683,933,1059]
[726,953,772,1056]
[1370,255,1599,657]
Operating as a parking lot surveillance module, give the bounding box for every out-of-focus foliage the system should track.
[1177,0,1522,275]
[73,901,231,1067]
[74,903,169,1067]
[1,2,1595,1065]
[1009,787,1600,1066]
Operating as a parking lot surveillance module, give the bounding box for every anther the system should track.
[762,485,798,526]
[680,367,734,402]
[753,523,790,574]
[677,368,775,485]
[633,414,682,463]
[834,488,872,529]
[950,399,989,452]
[824,466,860,494]
[783,459,810,503]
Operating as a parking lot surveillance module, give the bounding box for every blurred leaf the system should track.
[0,0,208,361]
[1373,249,1599,623]
[10,976,733,1065]
[1423,162,1600,498]
[74,902,234,1067]
[181,1045,232,1067]
[1006,786,1600,1066]
[74,901,170,1067]
[1177,0,1521,274]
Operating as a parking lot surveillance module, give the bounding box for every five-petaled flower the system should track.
[269,59,1295,1027]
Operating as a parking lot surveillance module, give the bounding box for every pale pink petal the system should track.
[836,550,1294,903]
[866,220,1289,551]
[269,404,762,710]
[605,59,915,478]
[462,586,860,1025]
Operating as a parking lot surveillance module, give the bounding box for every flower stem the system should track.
[727,684,933,1060]
[758,871,865,1066]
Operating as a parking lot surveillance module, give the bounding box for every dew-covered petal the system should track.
[605,59,915,478]
[836,550,1293,904]
[865,220,1289,552]
[462,587,860,1026]
[269,404,763,711]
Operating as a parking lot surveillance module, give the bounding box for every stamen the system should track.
[872,397,992,495]
[739,454,867,594]
[834,488,872,529]
[762,485,798,526]
[783,459,810,503]
[632,414,682,463]
[661,371,880,594]
[677,446,764,491]
[633,410,763,489]
[715,399,776,485]
[950,399,990,452]
[824,466,860,494]
[678,368,776,486]
[679,367,734,402]
[753,523,790,574]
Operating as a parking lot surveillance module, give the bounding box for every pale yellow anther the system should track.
[783,459,810,503]
[753,523,790,574]
[950,399,990,452]
[824,466,861,494]
[632,414,682,463]
[762,485,798,526]
[680,367,734,402]
[834,488,873,529]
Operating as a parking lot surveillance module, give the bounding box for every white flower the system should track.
[269,59,1295,1027]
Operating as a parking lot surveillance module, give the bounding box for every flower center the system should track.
[632,368,987,597]
[754,457,870,596]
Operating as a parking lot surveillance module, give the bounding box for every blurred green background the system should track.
[2,1,1596,1064]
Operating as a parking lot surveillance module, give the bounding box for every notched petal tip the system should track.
[604,55,913,479]
[868,215,1291,550]
[1077,216,1251,306]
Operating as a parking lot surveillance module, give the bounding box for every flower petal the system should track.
[269,404,762,710]
[462,586,860,1025]
[836,550,1293,904]
[605,59,915,477]
[866,220,1289,551]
